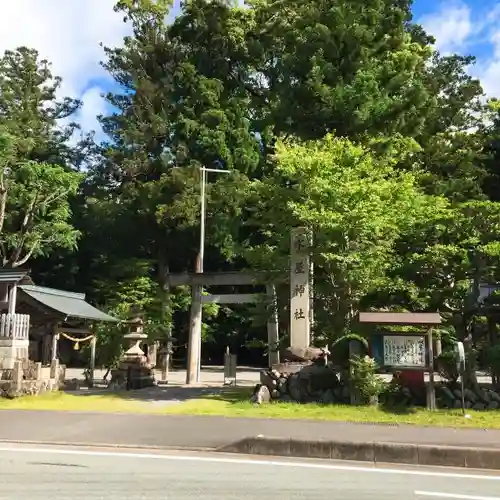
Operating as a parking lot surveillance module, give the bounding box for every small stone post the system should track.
[89,336,96,388]
[50,358,59,380]
[12,360,22,393]
[51,326,59,361]
[160,339,172,383]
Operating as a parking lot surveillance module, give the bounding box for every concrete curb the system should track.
[0,439,214,453]
[217,436,500,470]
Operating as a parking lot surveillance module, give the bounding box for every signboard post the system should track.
[290,227,311,350]
[223,346,237,386]
[360,312,441,411]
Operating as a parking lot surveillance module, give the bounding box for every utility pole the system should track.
[186,165,230,384]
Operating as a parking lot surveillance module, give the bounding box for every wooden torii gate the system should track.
[166,272,280,383]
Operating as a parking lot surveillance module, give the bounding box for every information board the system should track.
[382,335,426,367]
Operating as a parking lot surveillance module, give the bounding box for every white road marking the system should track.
[415,491,500,500]
[0,445,499,481]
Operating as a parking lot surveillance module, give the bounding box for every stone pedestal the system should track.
[109,320,155,390]
[0,338,29,370]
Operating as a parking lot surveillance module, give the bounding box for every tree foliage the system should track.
[0,48,82,268]
[5,0,500,368]
[244,134,448,340]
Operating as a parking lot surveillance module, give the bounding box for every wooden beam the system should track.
[358,312,441,325]
[166,272,278,287]
[56,327,92,335]
[201,293,261,304]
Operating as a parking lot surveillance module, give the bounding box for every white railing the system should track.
[0,313,30,339]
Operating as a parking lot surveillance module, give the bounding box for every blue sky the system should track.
[0,0,499,141]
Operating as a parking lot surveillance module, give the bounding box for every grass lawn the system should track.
[2,387,500,429]
[0,391,164,414]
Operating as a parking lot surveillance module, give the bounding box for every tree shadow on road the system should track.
[62,384,253,406]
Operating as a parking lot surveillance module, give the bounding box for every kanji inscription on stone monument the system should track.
[290,227,311,349]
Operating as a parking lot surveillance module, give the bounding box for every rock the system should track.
[299,365,340,392]
[260,370,278,389]
[477,389,490,404]
[441,387,455,401]
[489,390,500,403]
[277,377,287,388]
[453,399,462,409]
[463,389,477,403]
[341,386,350,400]
[251,384,271,404]
[453,389,462,400]
[319,389,336,404]
[487,401,499,410]
[333,387,343,400]
[402,387,412,398]
[271,389,280,399]
[282,346,329,363]
[472,402,486,411]
[287,372,309,402]
[65,378,81,391]
[278,384,288,395]
[4,387,21,399]
[438,398,451,409]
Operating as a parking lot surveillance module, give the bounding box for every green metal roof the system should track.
[19,285,118,322]
[0,269,33,284]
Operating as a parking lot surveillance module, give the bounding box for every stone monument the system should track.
[109,314,155,390]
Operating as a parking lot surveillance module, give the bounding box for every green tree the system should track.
[244,134,446,341]
[51,0,500,365]
[0,47,82,167]
[0,130,81,268]
[0,47,84,268]
[247,0,435,144]
[75,0,262,358]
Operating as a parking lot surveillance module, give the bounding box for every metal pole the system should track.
[186,167,205,385]
[186,166,230,385]
[199,166,206,273]
[196,167,206,383]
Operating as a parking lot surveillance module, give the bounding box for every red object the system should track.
[399,370,424,389]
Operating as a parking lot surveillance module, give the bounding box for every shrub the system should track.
[350,355,388,403]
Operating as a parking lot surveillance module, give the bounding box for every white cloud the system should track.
[75,87,110,144]
[0,0,129,140]
[419,2,472,55]
[419,1,500,98]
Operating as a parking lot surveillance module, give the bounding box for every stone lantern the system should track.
[109,313,155,390]
[123,315,147,361]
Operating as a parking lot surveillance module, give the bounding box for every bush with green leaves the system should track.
[350,355,388,402]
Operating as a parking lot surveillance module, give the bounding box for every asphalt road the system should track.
[1,410,500,450]
[0,444,499,500]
